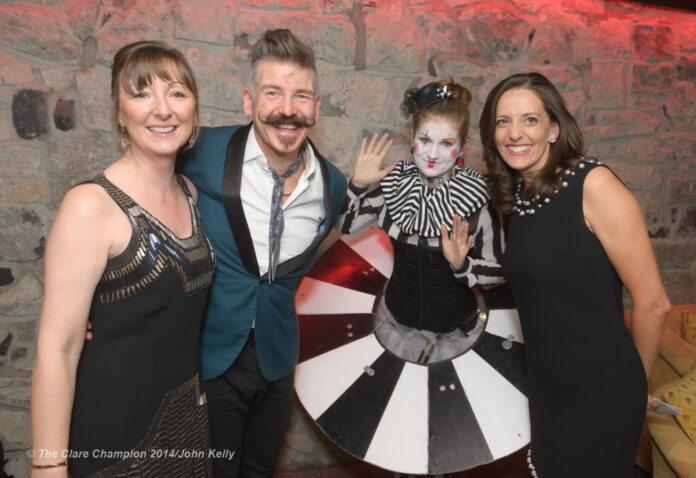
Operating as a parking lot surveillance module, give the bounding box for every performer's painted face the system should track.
[412,118,462,177]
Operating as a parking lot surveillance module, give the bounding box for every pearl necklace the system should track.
[512,158,599,216]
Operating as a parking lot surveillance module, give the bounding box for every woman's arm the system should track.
[583,166,671,382]
[30,185,116,476]
[337,133,394,234]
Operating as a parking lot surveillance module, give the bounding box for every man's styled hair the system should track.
[248,29,318,95]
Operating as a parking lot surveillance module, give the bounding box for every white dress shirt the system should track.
[241,125,326,276]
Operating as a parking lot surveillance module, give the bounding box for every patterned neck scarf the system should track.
[267,147,303,281]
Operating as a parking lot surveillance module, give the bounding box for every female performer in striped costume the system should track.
[339,79,504,364]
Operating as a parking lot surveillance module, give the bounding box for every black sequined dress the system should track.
[502,161,646,477]
[68,172,215,478]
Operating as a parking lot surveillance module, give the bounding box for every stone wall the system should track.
[1,0,695,476]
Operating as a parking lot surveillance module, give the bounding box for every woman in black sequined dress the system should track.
[31,41,215,478]
[479,72,670,477]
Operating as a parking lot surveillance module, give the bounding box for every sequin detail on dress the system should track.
[90,172,215,303]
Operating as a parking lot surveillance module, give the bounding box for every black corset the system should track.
[384,238,477,333]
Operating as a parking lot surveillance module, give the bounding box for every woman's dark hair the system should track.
[402,78,473,144]
[111,40,200,152]
[479,72,585,214]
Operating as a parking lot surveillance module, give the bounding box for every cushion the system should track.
[659,328,696,378]
[683,309,696,347]
[662,368,696,444]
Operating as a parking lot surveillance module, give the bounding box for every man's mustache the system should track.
[259,113,316,128]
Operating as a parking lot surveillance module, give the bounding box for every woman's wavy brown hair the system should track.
[479,72,585,214]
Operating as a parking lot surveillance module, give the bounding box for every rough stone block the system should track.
[12,89,49,140]
[0,3,82,64]
[456,7,531,63]
[0,142,43,178]
[3,451,30,478]
[661,270,696,305]
[630,95,660,112]
[632,62,673,94]
[198,111,248,129]
[40,67,75,93]
[527,12,587,66]
[609,159,659,190]
[46,134,117,209]
[588,59,625,109]
[240,0,316,10]
[593,110,662,139]
[0,109,10,140]
[182,46,245,113]
[536,66,584,93]
[319,69,391,122]
[236,12,316,49]
[3,180,47,204]
[0,385,30,410]
[662,81,696,131]
[364,3,424,72]
[74,66,112,132]
[93,0,176,65]
[632,23,675,61]
[174,0,238,44]
[309,117,364,176]
[316,19,355,66]
[0,50,34,85]
[676,53,696,84]
[560,0,604,15]
[669,179,696,205]
[0,274,42,316]
[595,136,660,164]
[53,98,77,132]
[679,11,696,51]
[633,190,662,225]
[55,0,100,41]
[380,77,420,128]
[0,206,47,262]
[560,92,586,125]
[654,243,696,270]
[1,321,36,372]
[657,132,696,167]
[319,0,354,14]
[588,17,631,59]
[0,407,30,450]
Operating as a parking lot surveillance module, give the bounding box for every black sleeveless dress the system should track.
[502,161,646,477]
[68,172,215,478]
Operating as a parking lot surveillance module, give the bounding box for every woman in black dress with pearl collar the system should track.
[478,72,670,477]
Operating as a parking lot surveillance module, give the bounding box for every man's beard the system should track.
[258,112,316,148]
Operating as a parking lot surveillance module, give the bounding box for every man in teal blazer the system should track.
[180,30,347,477]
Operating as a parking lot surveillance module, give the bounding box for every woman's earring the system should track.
[119,124,129,150]
[549,137,557,144]
[188,121,198,149]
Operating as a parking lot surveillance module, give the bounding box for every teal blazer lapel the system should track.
[221,123,259,276]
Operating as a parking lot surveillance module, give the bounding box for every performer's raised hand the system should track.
[351,133,395,189]
[441,215,473,271]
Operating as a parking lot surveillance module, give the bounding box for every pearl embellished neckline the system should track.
[512,158,600,216]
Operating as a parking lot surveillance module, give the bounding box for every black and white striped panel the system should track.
[294,226,530,474]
